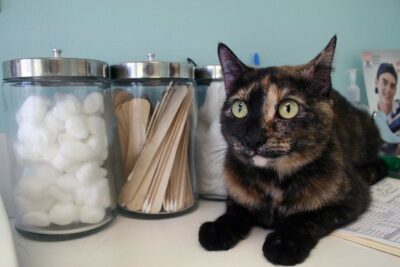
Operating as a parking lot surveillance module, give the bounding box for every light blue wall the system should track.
[0,0,400,103]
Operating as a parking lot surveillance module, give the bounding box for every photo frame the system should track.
[362,50,400,156]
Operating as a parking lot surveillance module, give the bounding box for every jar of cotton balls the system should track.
[194,65,228,200]
[1,49,117,240]
[110,53,198,217]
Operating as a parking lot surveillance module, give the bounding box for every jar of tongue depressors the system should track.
[194,65,228,200]
[1,49,117,240]
[110,53,197,217]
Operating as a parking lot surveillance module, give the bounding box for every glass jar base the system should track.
[118,201,198,219]
[15,210,117,241]
[199,194,227,201]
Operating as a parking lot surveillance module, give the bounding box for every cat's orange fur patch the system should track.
[264,84,280,125]
[230,82,258,102]
[224,167,285,208]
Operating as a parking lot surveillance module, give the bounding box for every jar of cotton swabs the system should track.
[1,49,117,240]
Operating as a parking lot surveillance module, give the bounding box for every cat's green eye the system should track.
[232,100,248,119]
[278,100,299,119]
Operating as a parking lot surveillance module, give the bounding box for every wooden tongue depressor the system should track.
[118,85,189,207]
[114,90,133,170]
[127,88,193,212]
[145,91,193,213]
[115,103,130,166]
[113,89,133,107]
[163,119,190,212]
[123,98,151,178]
[176,121,191,211]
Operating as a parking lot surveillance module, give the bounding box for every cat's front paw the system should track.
[199,221,240,251]
[263,230,317,266]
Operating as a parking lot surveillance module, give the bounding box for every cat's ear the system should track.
[302,35,337,95]
[218,43,248,95]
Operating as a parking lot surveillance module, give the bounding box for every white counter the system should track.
[12,200,400,267]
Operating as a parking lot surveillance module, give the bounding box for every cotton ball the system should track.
[36,127,58,147]
[74,178,111,208]
[40,144,59,162]
[99,149,108,162]
[48,203,77,226]
[65,163,81,174]
[75,162,102,185]
[199,81,226,124]
[14,142,42,163]
[87,134,107,150]
[83,92,104,115]
[58,132,81,144]
[86,116,108,161]
[22,163,61,179]
[14,176,54,201]
[21,211,50,227]
[197,118,227,197]
[87,115,107,137]
[55,173,79,192]
[47,185,74,203]
[87,135,108,162]
[89,178,111,208]
[79,205,105,224]
[53,94,82,121]
[59,142,95,163]
[17,121,57,148]
[74,187,87,206]
[99,178,112,208]
[17,95,50,123]
[17,122,39,143]
[44,109,65,134]
[14,195,54,213]
[51,152,74,171]
[65,115,89,139]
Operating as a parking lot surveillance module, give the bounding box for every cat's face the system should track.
[219,36,337,176]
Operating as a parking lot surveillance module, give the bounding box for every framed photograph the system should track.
[362,50,400,155]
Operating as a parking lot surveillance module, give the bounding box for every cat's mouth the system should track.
[239,148,289,168]
[250,151,286,168]
[229,137,291,167]
[251,155,276,167]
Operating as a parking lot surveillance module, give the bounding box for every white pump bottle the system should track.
[346,68,361,105]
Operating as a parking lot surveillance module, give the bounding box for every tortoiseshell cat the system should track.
[198,36,387,265]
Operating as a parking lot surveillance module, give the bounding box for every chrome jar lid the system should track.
[110,53,194,80]
[194,65,223,80]
[2,49,108,80]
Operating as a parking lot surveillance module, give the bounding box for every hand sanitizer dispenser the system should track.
[346,69,361,105]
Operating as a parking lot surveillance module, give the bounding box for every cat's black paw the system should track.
[199,221,240,251]
[263,230,317,266]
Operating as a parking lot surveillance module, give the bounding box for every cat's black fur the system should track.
[198,36,387,265]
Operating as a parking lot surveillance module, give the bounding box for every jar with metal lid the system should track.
[2,49,117,240]
[111,53,197,217]
[194,65,228,200]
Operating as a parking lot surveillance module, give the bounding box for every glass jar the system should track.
[0,83,14,218]
[2,49,117,240]
[110,53,197,217]
[194,65,228,200]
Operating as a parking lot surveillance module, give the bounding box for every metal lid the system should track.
[194,65,223,80]
[2,49,108,80]
[110,53,194,80]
